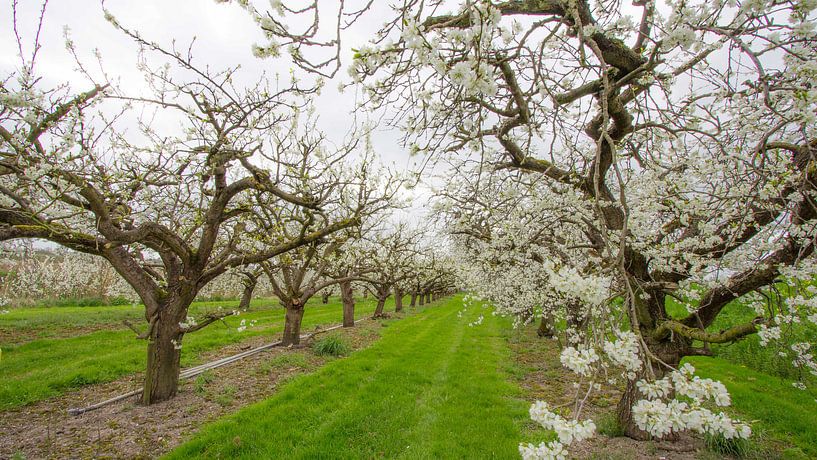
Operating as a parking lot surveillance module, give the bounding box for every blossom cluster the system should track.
[519,401,595,460]
[602,332,643,380]
[559,346,599,377]
[632,364,749,439]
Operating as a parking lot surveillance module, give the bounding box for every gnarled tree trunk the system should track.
[340,280,355,327]
[617,344,684,439]
[321,291,330,304]
[142,305,185,405]
[282,300,305,346]
[410,292,417,307]
[617,289,688,439]
[373,294,388,317]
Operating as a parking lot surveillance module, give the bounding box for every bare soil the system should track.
[0,319,385,459]
[507,327,706,460]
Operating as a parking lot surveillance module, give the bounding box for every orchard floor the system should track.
[0,316,387,459]
[2,296,812,459]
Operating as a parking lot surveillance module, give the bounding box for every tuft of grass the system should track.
[194,370,215,394]
[213,385,237,407]
[595,412,625,438]
[705,433,750,458]
[312,335,350,357]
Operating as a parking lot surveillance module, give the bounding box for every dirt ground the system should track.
[0,319,385,459]
[507,327,706,460]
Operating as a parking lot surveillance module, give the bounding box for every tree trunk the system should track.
[418,292,425,306]
[617,377,650,440]
[142,311,184,405]
[341,280,355,327]
[537,312,555,338]
[394,287,403,312]
[566,300,589,332]
[238,277,257,311]
[410,292,417,307]
[425,292,432,304]
[617,336,685,439]
[321,291,330,304]
[282,302,305,346]
[363,290,368,299]
[373,295,387,317]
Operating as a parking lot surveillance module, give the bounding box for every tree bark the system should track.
[282,302,305,346]
[394,287,403,312]
[373,295,388,317]
[340,280,355,327]
[425,292,432,304]
[537,312,555,338]
[142,309,184,405]
[321,291,330,304]
[410,292,417,307]
[617,328,686,439]
[238,277,257,311]
[617,376,648,440]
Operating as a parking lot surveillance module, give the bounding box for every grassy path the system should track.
[0,297,384,410]
[167,297,530,459]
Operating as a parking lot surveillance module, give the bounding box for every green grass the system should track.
[258,352,312,374]
[166,296,532,459]
[312,334,351,357]
[0,296,397,410]
[0,298,277,345]
[687,356,817,458]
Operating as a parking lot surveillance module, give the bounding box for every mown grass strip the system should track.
[167,297,529,459]
[0,297,382,410]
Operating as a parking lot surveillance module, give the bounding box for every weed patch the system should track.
[312,335,350,357]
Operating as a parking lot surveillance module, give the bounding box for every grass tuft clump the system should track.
[194,370,215,394]
[213,385,237,407]
[312,334,350,357]
[595,412,625,438]
[705,433,750,458]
